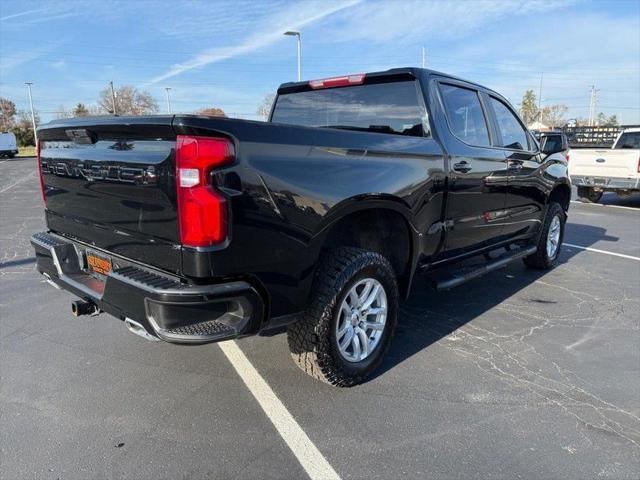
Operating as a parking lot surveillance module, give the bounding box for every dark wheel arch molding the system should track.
[547,181,571,212]
[311,195,421,299]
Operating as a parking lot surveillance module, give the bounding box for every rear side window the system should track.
[271,80,428,137]
[489,97,530,150]
[439,84,490,147]
[614,132,640,149]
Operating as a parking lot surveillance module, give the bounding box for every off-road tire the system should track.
[523,202,566,269]
[577,186,602,203]
[287,247,398,387]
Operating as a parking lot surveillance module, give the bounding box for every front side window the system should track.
[271,80,428,137]
[439,84,490,147]
[490,97,530,150]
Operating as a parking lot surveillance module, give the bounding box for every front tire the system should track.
[287,247,398,387]
[577,186,602,203]
[523,202,566,269]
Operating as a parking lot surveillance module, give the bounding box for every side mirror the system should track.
[540,135,568,155]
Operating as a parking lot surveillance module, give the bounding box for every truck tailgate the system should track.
[569,148,639,178]
[38,116,181,273]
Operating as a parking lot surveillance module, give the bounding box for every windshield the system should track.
[614,132,640,149]
[271,80,429,137]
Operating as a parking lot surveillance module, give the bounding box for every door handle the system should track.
[507,160,523,170]
[452,161,472,173]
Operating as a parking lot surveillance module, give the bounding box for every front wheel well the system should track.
[321,208,413,296]
[549,183,571,212]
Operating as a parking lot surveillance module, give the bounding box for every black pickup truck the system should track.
[31,68,570,386]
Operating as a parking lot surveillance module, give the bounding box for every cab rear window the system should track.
[271,81,428,137]
[615,132,640,149]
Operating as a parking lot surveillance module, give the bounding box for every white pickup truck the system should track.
[569,127,640,202]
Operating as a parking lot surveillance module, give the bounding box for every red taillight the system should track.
[565,153,569,163]
[36,139,46,206]
[637,155,640,173]
[309,73,365,89]
[175,135,235,247]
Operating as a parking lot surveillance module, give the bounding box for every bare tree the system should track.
[596,112,619,127]
[196,107,226,117]
[540,104,568,128]
[0,97,17,130]
[55,106,73,119]
[257,93,275,121]
[98,84,159,115]
[87,104,104,116]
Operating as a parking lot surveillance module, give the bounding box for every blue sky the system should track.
[1,0,639,124]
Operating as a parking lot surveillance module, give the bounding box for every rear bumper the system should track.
[571,175,640,190]
[30,232,265,344]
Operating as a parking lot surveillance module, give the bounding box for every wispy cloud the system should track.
[0,41,66,75]
[0,8,46,21]
[147,0,362,84]
[324,0,579,43]
[0,2,84,28]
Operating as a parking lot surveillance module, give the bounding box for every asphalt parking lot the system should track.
[1,156,639,480]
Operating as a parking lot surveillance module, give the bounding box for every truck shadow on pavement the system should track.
[597,191,640,208]
[371,222,618,380]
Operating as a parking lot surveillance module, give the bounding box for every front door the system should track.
[485,95,546,240]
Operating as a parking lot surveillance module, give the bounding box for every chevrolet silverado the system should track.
[31,68,570,386]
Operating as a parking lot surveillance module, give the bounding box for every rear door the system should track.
[435,80,508,255]
[484,94,545,240]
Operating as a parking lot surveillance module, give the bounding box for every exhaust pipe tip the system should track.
[125,318,161,342]
[71,299,100,317]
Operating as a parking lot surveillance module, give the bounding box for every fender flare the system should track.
[310,194,422,298]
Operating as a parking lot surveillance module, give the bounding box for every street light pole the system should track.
[165,87,172,114]
[284,31,301,81]
[24,82,37,145]
[538,72,544,111]
[109,81,117,115]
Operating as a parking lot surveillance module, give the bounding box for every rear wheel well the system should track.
[322,208,412,295]
[549,184,571,212]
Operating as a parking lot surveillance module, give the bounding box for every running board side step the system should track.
[433,245,537,291]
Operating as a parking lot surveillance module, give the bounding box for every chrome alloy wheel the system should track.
[546,215,561,259]
[335,278,387,363]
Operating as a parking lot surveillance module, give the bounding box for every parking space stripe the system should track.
[0,171,36,194]
[570,200,639,212]
[219,341,341,480]
[564,243,640,261]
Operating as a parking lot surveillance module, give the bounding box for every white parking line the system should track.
[564,243,640,261]
[219,341,341,480]
[0,170,37,194]
[570,200,639,212]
